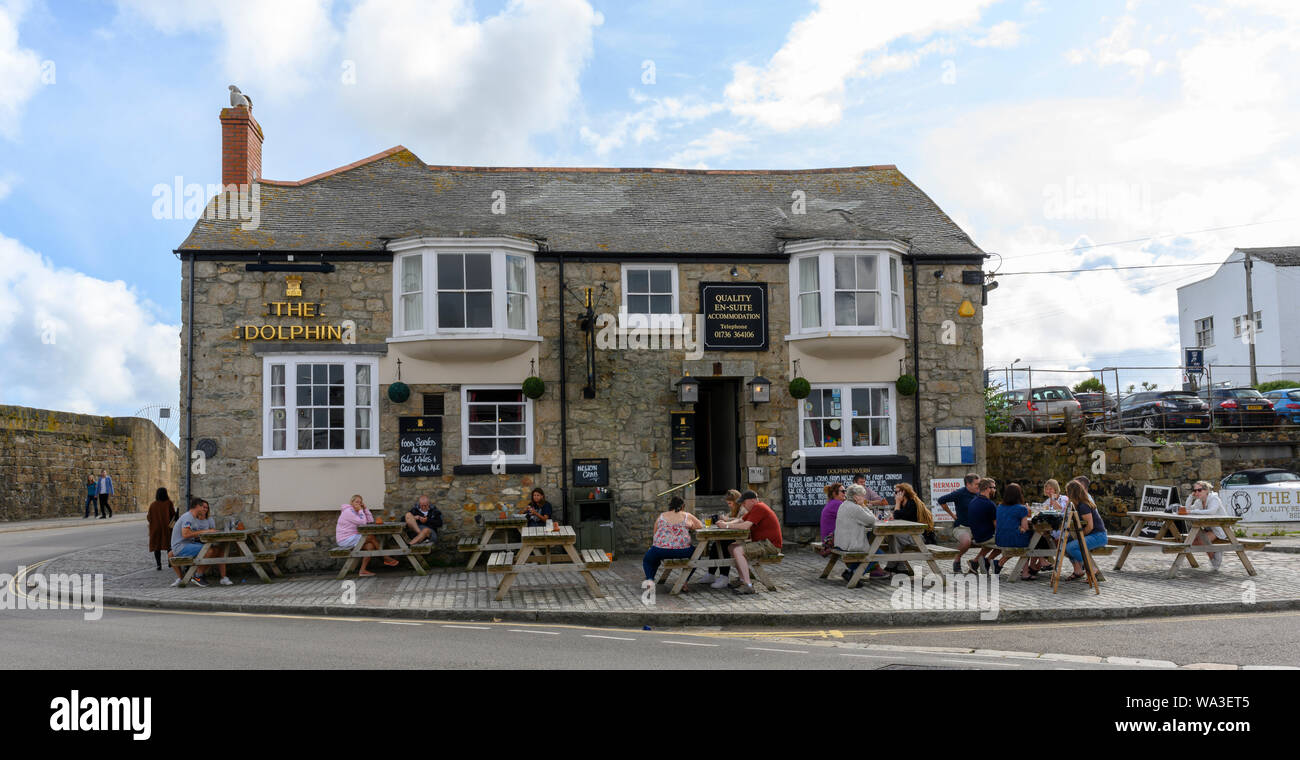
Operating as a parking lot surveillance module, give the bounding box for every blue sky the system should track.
[2,0,1299,423]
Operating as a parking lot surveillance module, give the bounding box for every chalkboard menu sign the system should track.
[671,411,695,468]
[573,458,609,487]
[700,282,769,351]
[398,417,442,478]
[1140,484,1178,512]
[781,461,913,526]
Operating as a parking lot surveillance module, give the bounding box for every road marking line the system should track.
[745,647,807,654]
[939,658,1022,667]
[379,621,422,626]
[508,629,561,635]
[584,635,636,641]
[442,625,492,630]
[662,640,718,647]
[839,653,894,659]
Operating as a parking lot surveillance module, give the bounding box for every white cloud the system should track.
[666,128,752,167]
[974,20,1023,48]
[0,234,179,416]
[0,0,43,139]
[724,0,998,131]
[0,171,15,200]
[338,0,602,162]
[115,0,338,94]
[1066,7,1154,75]
[580,91,723,156]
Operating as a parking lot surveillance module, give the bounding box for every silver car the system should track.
[997,386,1082,432]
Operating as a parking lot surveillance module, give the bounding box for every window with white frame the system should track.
[620,264,680,328]
[1195,316,1214,347]
[262,355,378,457]
[798,384,895,454]
[788,246,906,335]
[461,387,533,464]
[1233,311,1262,337]
[391,240,536,337]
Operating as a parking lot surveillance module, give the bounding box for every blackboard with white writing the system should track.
[781,463,913,526]
[573,458,609,487]
[700,282,769,351]
[399,417,442,478]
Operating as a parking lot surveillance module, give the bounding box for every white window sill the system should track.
[799,449,898,457]
[258,453,384,460]
[387,332,542,361]
[785,328,907,341]
[389,332,542,342]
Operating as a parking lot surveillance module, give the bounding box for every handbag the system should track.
[817,532,836,556]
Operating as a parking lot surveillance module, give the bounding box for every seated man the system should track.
[852,474,890,507]
[404,495,442,546]
[716,490,783,595]
[937,473,981,573]
[967,479,1002,573]
[169,497,228,587]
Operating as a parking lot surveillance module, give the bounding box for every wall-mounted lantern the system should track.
[747,375,772,405]
[674,374,700,404]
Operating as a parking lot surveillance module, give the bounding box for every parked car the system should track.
[996,386,1082,432]
[1103,391,1210,432]
[1221,468,1300,487]
[1073,392,1117,428]
[1197,387,1276,427]
[1262,388,1300,425]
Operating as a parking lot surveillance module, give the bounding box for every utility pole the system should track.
[1244,249,1258,386]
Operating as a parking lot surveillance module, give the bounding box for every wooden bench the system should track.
[1238,538,1270,549]
[254,548,289,563]
[172,529,288,584]
[331,523,430,579]
[487,551,514,573]
[170,556,194,567]
[818,524,948,588]
[1108,535,1172,549]
[457,537,481,552]
[579,549,612,569]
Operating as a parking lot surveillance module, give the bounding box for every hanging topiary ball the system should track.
[522,376,545,399]
[788,377,811,399]
[387,381,411,403]
[895,374,918,396]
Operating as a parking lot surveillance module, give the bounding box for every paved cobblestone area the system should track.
[34,539,1300,626]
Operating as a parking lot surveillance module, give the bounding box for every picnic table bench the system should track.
[460,515,527,570]
[997,517,1115,582]
[488,525,608,601]
[654,527,782,595]
[816,520,951,588]
[170,529,287,585]
[1111,511,1268,578]
[327,522,430,579]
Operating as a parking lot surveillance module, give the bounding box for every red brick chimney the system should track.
[219,106,263,187]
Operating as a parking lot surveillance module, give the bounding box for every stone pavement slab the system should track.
[33,540,1300,627]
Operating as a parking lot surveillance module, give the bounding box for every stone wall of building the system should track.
[987,424,1222,529]
[0,406,180,521]
[182,255,988,568]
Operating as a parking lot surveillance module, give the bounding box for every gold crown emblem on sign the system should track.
[285,275,303,298]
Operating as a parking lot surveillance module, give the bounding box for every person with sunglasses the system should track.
[818,482,847,549]
[1185,480,1229,570]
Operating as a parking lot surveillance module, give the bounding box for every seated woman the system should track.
[835,484,888,582]
[524,487,553,528]
[336,494,398,577]
[819,482,846,548]
[1063,480,1107,581]
[643,496,703,587]
[995,483,1038,579]
[699,489,741,589]
[1185,480,1229,570]
[885,483,935,574]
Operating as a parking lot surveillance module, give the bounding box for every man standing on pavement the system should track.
[169,497,229,587]
[937,473,981,573]
[96,469,114,519]
[404,494,442,545]
[716,489,782,595]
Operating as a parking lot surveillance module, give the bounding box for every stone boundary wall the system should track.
[0,406,180,521]
[987,426,1221,529]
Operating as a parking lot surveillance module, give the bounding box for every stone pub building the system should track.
[178,103,988,567]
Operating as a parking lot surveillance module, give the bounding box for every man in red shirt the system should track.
[717,490,782,595]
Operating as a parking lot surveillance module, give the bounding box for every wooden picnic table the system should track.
[488,525,610,601]
[818,520,950,588]
[460,515,527,569]
[1110,511,1267,578]
[655,527,782,595]
[173,528,286,585]
[328,522,430,580]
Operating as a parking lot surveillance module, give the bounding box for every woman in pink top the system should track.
[642,496,702,583]
[335,494,398,577]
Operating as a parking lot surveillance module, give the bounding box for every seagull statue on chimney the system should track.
[228,84,253,110]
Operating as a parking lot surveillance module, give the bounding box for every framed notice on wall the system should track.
[935,427,976,466]
[699,282,769,351]
[671,411,695,468]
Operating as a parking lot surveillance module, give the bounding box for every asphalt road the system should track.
[0,520,1295,669]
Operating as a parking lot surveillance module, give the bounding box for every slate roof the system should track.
[179,146,983,257]
[1238,246,1300,267]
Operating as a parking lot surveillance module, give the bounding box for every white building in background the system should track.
[1177,247,1300,387]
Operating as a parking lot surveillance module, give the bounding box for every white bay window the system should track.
[391,238,538,338]
[787,241,907,336]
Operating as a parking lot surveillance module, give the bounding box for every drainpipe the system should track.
[184,253,195,509]
[911,258,921,485]
[558,252,570,524]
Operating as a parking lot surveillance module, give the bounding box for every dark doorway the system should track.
[695,379,741,498]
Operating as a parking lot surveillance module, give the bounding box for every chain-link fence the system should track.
[985,364,1300,433]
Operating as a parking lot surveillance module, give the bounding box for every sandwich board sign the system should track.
[1139,484,1181,537]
